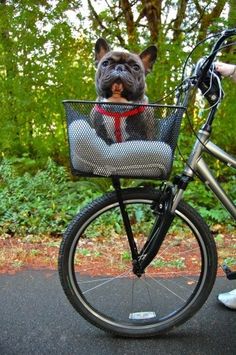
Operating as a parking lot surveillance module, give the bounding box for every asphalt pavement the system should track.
[0,270,236,355]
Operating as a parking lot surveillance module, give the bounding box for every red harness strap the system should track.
[94,104,146,142]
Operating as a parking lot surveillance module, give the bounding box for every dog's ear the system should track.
[140,45,157,74]
[95,38,110,66]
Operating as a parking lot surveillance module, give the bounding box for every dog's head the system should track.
[95,38,157,102]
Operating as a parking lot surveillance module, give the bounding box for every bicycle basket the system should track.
[63,100,186,179]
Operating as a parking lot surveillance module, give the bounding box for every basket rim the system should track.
[62,99,186,110]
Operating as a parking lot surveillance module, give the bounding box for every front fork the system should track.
[129,125,219,276]
[113,176,191,277]
[136,176,191,276]
[134,184,175,275]
[133,126,210,275]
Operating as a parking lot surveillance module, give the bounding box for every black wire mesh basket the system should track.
[63,100,186,179]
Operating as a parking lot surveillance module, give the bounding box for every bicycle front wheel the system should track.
[58,187,217,337]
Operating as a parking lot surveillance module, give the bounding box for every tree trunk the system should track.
[120,0,138,46]
[196,0,227,41]
[141,0,162,42]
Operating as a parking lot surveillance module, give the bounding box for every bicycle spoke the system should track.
[142,275,187,302]
[79,270,133,295]
[59,188,217,336]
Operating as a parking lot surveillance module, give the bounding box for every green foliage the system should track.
[0,1,95,162]
[0,158,235,238]
[223,257,236,267]
[151,258,185,269]
[0,158,102,237]
[183,178,236,226]
[0,1,235,237]
[0,0,235,165]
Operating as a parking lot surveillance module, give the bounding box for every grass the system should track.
[151,258,186,269]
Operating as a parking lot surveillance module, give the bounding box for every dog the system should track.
[91,38,157,145]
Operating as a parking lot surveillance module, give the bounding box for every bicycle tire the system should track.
[58,187,217,337]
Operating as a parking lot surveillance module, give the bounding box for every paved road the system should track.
[0,270,236,355]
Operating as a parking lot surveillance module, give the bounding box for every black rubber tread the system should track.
[58,187,217,337]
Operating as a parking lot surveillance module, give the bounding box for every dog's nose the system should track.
[115,64,125,72]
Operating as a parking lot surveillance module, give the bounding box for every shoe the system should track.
[218,289,236,309]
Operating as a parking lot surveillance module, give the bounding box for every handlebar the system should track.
[198,29,236,81]
[192,28,236,105]
[176,29,236,108]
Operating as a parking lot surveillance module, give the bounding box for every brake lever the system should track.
[194,58,223,105]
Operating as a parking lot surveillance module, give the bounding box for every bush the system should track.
[183,178,236,228]
[0,158,102,237]
[0,158,235,238]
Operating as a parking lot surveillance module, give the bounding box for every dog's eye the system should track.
[102,60,109,67]
[132,64,140,71]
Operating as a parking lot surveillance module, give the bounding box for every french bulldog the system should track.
[91,38,157,144]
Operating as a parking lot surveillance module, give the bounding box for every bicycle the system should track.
[58,28,236,337]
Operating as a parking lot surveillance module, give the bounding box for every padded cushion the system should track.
[68,120,172,178]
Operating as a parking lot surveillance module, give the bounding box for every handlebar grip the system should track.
[198,28,236,83]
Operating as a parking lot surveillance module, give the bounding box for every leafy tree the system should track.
[0,0,235,166]
[86,0,236,182]
[0,0,94,163]
[0,0,235,237]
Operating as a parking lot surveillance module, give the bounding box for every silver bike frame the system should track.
[172,127,236,219]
